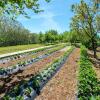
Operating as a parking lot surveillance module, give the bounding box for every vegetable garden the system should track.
[0,43,100,100]
[0,0,100,99]
[0,43,75,99]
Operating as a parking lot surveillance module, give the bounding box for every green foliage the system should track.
[78,45,100,100]
[70,0,100,57]
[63,31,80,44]
[0,17,65,47]
[32,78,40,89]
[15,96,24,100]
[9,84,21,96]
[39,32,45,43]
[2,95,11,100]
[0,0,50,18]
[24,87,32,96]
[45,30,59,43]
[0,17,40,46]
[80,45,88,57]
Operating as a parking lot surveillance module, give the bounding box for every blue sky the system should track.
[17,0,80,33]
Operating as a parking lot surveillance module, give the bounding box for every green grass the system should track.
[0,44,45,54]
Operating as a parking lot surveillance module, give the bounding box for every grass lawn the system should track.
[0,44,45,54]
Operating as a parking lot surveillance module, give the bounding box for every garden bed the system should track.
[0,46,70,98]
[0,45,58,68]
[2,46,75,99]
[78,46,100,100]
[35,48,80,100]
[0,44,66,78]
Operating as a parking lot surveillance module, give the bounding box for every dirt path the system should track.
[35,48,80,100]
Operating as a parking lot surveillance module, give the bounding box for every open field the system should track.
[0,44,45,54]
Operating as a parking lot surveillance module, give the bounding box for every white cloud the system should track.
[32,11,62,31]
[40,12,61,31]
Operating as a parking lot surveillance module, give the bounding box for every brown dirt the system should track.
[0,48,66,97]
[88,48,100,80]
[93,67,100,80]
[35,48,80,100]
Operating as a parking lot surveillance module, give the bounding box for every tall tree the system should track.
[45,30,58,43]
[39,32,45,43]
[0,17,34,46]
[71,0,100,58]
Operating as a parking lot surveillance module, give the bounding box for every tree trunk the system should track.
[91,38,97,58]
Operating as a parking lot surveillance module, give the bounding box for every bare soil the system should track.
[88,48,100,80]
[35,48,80,100]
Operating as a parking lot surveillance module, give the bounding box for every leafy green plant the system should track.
[32,78,40,90]
[15,96,24,100]
[24,87,32,97]
[2,95,11,100]
[78,45,100,100]
[9,85,21,96]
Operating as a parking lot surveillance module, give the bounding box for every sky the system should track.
[17,0,80,33]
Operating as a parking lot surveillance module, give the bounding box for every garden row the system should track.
[0,44,66,78]
[0,44,58,64]
[0,44,61,68]
[2,46,74,100]
[78,46,100,100]
[0,45,68,98]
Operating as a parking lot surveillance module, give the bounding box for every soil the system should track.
[88,48,100,80]
[0,47,67,97]
[35,48,80,100]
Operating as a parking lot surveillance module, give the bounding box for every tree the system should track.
[62,31,79,44]
[31,33,39,44]
[39,32,45,43]
[71,0,100,58]
[0,17,36,46]
[45,30,58,43]
[0,0,50,18]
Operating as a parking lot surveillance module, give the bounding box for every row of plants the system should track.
[0,44,59,64]
[78,45,100,100]
[0,44,67,78]
[2,46,74,100]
